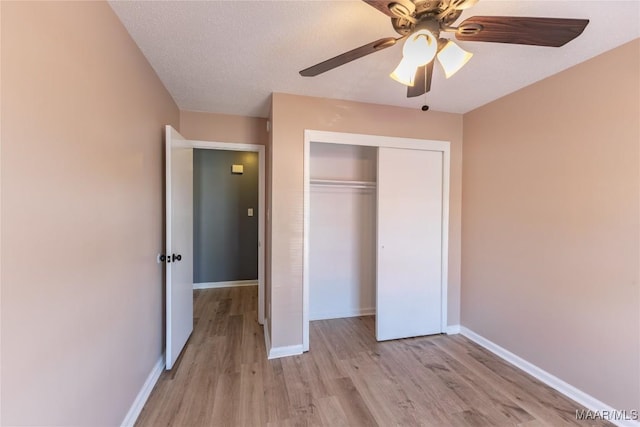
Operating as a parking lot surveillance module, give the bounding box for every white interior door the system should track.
[376,147,443,341]
[165,125,194,369]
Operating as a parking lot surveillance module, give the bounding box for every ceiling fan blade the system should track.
[407,61,434,98]
[455,16,589,47]
[300,37,400,77]
[362,0,396,17]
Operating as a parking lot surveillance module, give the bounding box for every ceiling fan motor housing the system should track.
[414,18,441,38]
[389,0,464,35]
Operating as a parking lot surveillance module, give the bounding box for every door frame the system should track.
[302,130,450,351]
[184,139,266,325]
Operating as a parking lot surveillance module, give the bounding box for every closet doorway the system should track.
[303,130,450,352]
[165,126,265,369]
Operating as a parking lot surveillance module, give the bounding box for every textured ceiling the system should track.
[109,1,640,118]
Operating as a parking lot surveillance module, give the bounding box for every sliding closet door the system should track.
[376,147,443,341]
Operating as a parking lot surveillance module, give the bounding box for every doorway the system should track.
[187,139,265,326]
[193,149,260,290]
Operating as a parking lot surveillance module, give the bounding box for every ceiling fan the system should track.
[299,0,589,98]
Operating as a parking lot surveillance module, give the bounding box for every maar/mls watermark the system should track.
[576,409,639,422]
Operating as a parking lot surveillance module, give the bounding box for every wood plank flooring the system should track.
[135,287,611,427]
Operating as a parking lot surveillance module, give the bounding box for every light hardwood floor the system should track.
[135,287,611,426]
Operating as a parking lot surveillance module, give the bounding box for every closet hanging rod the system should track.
[310,179,376,189]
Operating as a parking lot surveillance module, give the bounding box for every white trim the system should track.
[303,137,310,351]
[268,344,304,360]
[193,280,257,290]
[264,318,271,356]
[310,307,375,321]
[176,139,260,152]
[121,354,165,427]
[446,324,460,334]
[303,129,451,352]
[183,139,265,326]
[460,327,639,427]
[440,147,450,333]
[257,144,265,326]
[304,130,449,151]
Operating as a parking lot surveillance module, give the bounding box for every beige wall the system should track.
[1,2,179,425]
[270,93,463,347]
[180,110,268,145]
[462,39,640,411]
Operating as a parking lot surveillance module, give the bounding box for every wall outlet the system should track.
[248,208,254,217]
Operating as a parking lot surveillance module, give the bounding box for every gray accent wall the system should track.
[193,149,258,283]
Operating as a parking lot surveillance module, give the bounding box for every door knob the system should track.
[172,253,182,262]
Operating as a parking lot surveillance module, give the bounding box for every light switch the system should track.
[247,208,254,217]
[231,164,244,174]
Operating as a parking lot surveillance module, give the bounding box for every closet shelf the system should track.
[310,179,377,189]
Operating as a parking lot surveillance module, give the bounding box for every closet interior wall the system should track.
[309,143,377,321]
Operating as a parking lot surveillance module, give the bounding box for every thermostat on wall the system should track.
[231,164,244,174]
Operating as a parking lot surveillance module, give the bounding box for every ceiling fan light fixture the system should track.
[437,40,473,78]
[390,57,418,86]
[403,29,438,66]
[390,29,438,86]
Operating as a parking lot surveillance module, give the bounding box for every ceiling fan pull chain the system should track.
[421,66,429,112]
[422,66,426,98]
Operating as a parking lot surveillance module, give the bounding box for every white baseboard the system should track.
[263,322,303,359]
[121,353,165,427]
[193,280,257,290]
[268,344,304,360]
[309,307,375,321]
[264,321,303,359]
[446,324,460,334]
[460,327,639,427]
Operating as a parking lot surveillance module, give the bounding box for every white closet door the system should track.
[376,147,443,341]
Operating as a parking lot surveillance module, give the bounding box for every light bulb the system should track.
[403,30,438,67]
[437,40,473,79]
[390,29,437,86]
